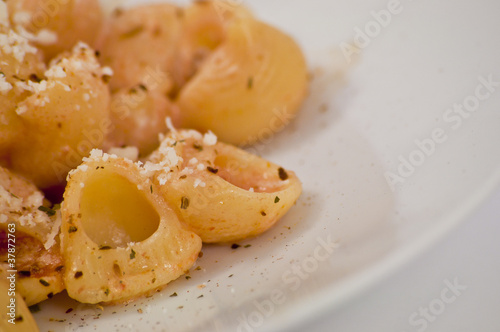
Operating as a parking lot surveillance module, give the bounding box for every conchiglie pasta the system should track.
[0,166,64,306]
[104,83,176,158]
[149,130,302,243]
[170,0,251,90]
[175,12,308,145]
[61,152,201,304]
[96,3,181,93]
[0,24,46,157]
[7,0,103,60]
[10,42,111,189]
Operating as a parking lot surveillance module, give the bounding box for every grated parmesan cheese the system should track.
[34,29,58,45]
[0,30,37,63]
[15,105,27,115]
[0,74,12,93]
[45,64,67,78]
[107,146,139,161]
[12,11,32,26]
[193,179,206,188]
[0,2,9,27]
[203,130,218,146]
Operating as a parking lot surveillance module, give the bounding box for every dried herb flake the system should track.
[39,279,50,287]
[278,167,289,181]
[38,206,56,217]
[180,196,190,209]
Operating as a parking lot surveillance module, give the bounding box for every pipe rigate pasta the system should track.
[61,152,202,304]
[148,129,302,243]
[0,166,64,306]
[174,2,309,145]
[6,0,103,60]
[9,42,111,189]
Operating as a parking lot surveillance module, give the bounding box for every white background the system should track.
[288,186,500,332]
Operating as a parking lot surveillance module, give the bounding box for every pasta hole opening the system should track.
[213,154,286,193]
[80,171,160,249]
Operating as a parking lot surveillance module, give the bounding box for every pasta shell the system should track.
[149,130,302,243]
[0,25,46,157]
[104,83,176,158]
[170,0,252,91]
[175,14,308,145]
[7,0,104,60]
[0,166,64,306]
[10,42,111,189]
[61,152,201,303]
[96,3,181,93]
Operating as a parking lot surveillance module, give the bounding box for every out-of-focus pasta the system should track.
[0,279,40,331]
[169,0,252,90]
[0,20,46,158]
[7,0,103,60]
[0,166,64,306]
[148,128,302,243]
[96,3,181,93]
[9,42,111,189]
[96,0,308,147]
[0,0,306,313]
[104,83,176,158]
[173,1,308,146]
[61,152,202,303]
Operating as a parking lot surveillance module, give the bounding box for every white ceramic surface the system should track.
[34,0,500,331]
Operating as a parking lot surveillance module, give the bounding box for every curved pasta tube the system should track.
[104,84,176,158]
[0,24,46,157]
[170,0,252,91]
[96,3,181,93]
[7,0,103,60]
[175,10,309,145]
[10,42,111,189]
[0,279,40,332]
[61,152,201,303]
[0,166,64,306]
[149,130,302,243]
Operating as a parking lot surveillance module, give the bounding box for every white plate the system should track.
[34,0,500,331]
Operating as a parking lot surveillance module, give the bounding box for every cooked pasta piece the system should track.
[104,83,176,158]
[174,3,308,145]
[148,129,302,243]
[61,151,202,303]
[0,166,64,306]
[96,3,181,93]
[0,279,40,331]
[0,22,46,158]
[169,0,252,91]
[7,0,103,60]
[9,42,111,189]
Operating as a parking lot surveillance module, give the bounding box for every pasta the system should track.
[61,152,201,303]
[174,2,309,146]
[149,128,302,243]
[6,0,103,60]
[0,166,64,306]
[0,0,306,318]
[9,42,111,189]
[96,3,180,93]
[104,83,175,158]
[97,0,308,146]
[0,22,45,158]
[0,279,39,331]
